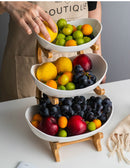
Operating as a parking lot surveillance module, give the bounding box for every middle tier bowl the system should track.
[31,53,108,98]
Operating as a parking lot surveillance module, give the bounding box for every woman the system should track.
[0,1,102,102]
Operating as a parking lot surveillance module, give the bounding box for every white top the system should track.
[0,79,130,168]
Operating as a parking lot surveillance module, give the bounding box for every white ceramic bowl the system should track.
[31,53,108,98]
[36,18,102,52]
[25,93,113,143]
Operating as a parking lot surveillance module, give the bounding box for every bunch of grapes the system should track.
[85,96,112,124]
[38,93,112,125]
[72,65,96,89]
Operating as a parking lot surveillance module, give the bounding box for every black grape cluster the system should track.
[84,96,112,124]
[72,65,96,89]
[38,93,112,124]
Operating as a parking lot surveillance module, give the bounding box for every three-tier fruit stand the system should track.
[35,41,105,162]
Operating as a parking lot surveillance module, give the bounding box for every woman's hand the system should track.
[1,1,57,41]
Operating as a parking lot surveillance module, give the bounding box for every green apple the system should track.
[56,38,66,46]
[76,38,85,45]
[73,30,83,39]
[77,25,82,30]
[57,18,67,29]
[84,37,91,43]
[62,24,73,35]
[58,129,67,137]
[57,33,66,39]
[65,35,73,41]
[66,82,75,90]
[87,122,96,131]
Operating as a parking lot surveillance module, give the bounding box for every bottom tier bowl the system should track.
[25,93,113,143]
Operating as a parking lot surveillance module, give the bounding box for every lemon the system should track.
[54,57,72,73]
[39,21,58,42]
[36,62,57,82]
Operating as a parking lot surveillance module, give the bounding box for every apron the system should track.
[0,1,92,102]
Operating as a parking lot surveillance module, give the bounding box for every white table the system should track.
[0,79,130,168]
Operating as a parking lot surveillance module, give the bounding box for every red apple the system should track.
[73,54,92,71]
[39,116,58,136]
[67,115,87,136]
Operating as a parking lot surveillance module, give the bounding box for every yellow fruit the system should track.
[39,21,58,42]
[36,62,57,82]
[54,57,72,73]
[58,74,69,85]
[64,72,73,82]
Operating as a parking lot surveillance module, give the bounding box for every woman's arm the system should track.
[0,1,57,41]
[88,1,102,56]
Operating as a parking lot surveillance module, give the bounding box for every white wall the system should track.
[101,2,130,82]
[0,2,130,82]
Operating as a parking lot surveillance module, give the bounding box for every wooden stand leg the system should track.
[48,96,59,105]
[77,50,84,55]
[49,132,103,162]
[92,132,103,151]
[90,44,99,51]
[50,142,60,162]
[35,41,42,103]
[36,41,43,64]
[94,86,105,95]
[36,87,41,104]
[42,48,54,58]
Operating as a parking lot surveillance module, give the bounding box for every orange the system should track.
[63,72,73,82]
[93,119,102,129]
[58,116,68,128]
[65,39,77,46]
[32,114,42,122]
[72,25,77,33]
[81,24,93,36]
[46,79,57,89]
[31,120,39,128]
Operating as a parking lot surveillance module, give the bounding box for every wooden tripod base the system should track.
[49,132,103,162]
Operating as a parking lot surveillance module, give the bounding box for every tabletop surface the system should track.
[0,79,130,168]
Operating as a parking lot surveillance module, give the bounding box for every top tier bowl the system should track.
[36,18,102,52]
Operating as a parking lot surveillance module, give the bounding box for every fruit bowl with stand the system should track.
[29,51,109,162]
[25,18,112,162]
[25,93,113,143]
[31,53,107,98]
[25,93,113,162]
